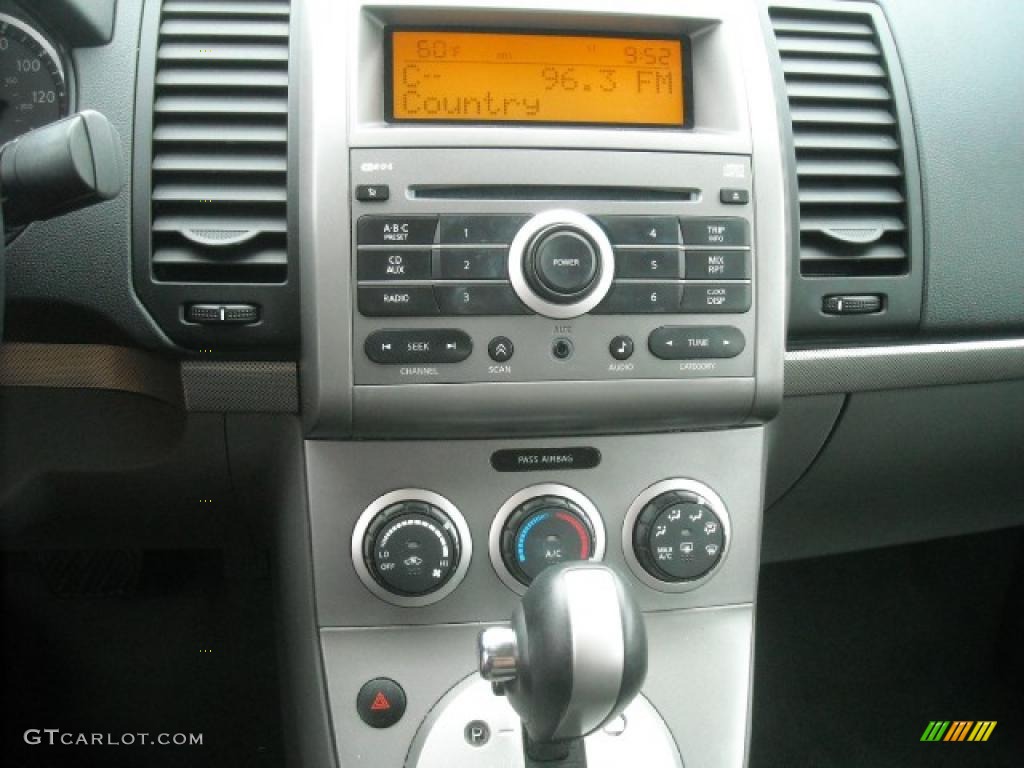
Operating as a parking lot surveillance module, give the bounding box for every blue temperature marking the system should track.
[517,512,550,563]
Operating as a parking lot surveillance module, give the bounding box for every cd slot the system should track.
[409,185,700,203]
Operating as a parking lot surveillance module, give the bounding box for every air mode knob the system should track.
[509,210,615,319]
[624,479,731,592]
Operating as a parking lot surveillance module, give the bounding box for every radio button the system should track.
[440,215,529,245]
[592,283,682,314]
[358,286,440,316]
[365,330,472,364]
[679,218,750,247]
[649,326,745,360]
[684,250,750,280]
[615,249,681,278]
[596,216,681,245]
[434,284,529,315]
[439,248,507,280]
[357,216,438,246]
[680,284,752,313]
[357,249,432,281]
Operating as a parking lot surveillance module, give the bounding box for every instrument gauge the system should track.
[0,12,70,147]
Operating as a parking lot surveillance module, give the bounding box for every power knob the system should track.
[509,210,615,319]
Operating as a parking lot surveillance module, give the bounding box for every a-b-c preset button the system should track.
[357,215,438,245]
[365,329,472,364]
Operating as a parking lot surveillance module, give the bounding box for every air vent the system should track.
[770,6,910,278]
[150,0,290,283]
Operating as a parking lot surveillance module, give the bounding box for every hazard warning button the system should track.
[357,677,407,728]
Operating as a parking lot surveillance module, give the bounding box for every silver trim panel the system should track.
[785,338,1024,396]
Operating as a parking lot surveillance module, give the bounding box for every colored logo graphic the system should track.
[920,721,997,742]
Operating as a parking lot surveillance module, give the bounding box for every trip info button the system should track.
[648,326,745,360]
[365,329,472,364]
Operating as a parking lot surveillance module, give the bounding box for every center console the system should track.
[294,1,789,766]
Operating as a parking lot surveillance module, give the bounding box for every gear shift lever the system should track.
[478,562,647,761]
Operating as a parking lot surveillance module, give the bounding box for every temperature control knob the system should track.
[352,490,473,607]
[491,485,606,592]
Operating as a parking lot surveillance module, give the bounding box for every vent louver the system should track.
[770,6,910,278]
[150,0,290,283]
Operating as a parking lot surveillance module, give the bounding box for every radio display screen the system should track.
[387,30,691,128]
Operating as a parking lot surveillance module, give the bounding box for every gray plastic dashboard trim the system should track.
[785,338,1024,395]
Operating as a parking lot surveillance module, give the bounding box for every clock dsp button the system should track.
[648,326,745,359]
[679,218,750,247]
[357,215,438,245]
[357,678,407,728]
[365,329,472,364]
[681,283,752,313]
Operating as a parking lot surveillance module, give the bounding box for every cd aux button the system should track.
[357,249,432,281]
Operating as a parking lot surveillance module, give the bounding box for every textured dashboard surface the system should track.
[881,0,1024,334]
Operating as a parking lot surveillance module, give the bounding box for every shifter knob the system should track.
[479,562,647,746]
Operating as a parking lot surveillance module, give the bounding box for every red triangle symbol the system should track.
[370,692,391,711]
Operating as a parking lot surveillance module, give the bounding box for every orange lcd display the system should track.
[388,30,689,127]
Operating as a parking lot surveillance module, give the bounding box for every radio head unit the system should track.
[352,148,755,392]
